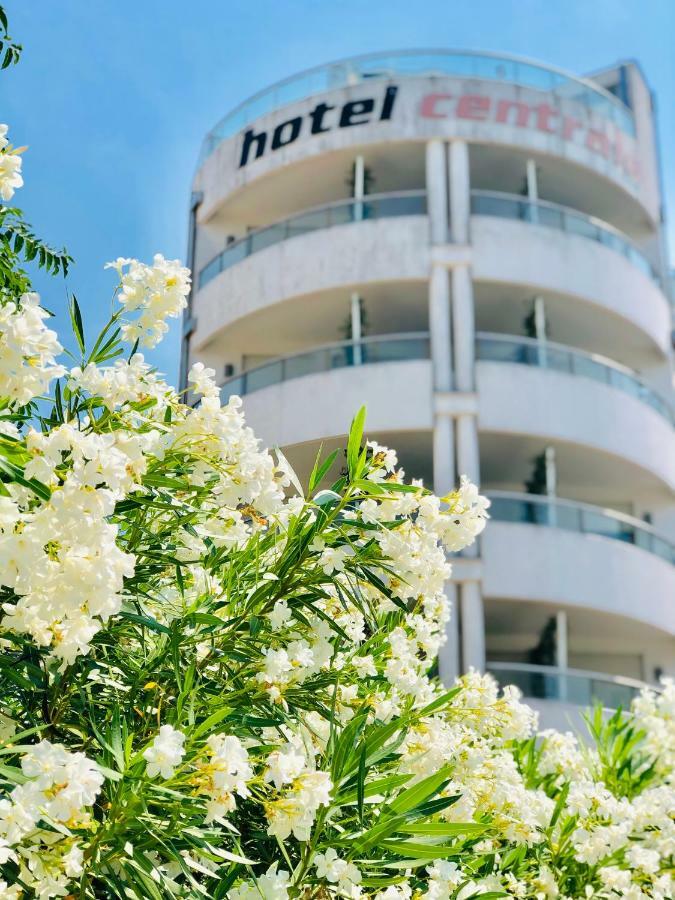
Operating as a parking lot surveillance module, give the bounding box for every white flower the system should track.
[106,254,191,348]
[0,293,65,407]
[0,124,23,201]
[188,361,219,400]
[353,654,377,677]
[315,848,362,891]
[228,863,291,900]
[266,770,332,841]
[318,544,350,575]
[198,733,253,823]
[143,725,186,779]
[264,740,308,789]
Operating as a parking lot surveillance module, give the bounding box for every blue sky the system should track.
[4,0,674,383]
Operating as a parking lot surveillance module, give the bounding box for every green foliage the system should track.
[0,5,21,69]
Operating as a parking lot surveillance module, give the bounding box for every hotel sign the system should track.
[419,92,638,179]
[239,87,399,167]
[238,82,638,180]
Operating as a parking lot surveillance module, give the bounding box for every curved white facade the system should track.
[184,50,675,706]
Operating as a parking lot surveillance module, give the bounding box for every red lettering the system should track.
[457,94,490,120]
[586,129,610,159]
[420,93,453,118]
[562,116,582,140]
[495,99,532,127]
[536,103,559,134]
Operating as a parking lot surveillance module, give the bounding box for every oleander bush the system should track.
[0,12,673,899]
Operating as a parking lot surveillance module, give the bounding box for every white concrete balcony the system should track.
[477,348,675,492]
[230,334,433,448]
[483,493,675,634]
[486,662,657,729]
[224,331,674,490]
[471,191,660,283]
[487,661,653,708]
[191,193,428,350]
[471,192,670,357]
[200,51,634,161]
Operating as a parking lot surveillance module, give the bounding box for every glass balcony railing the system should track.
[220,333,431,404]
[200,50,634,162]
[487,491,675,565]
[477,333,674,425]
[471,190,660,283]
[487,662,654,709]
[220,330,673,427]
[199,191,427,289]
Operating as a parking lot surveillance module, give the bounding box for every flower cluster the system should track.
[0,424,138,664]
[0,742,102,897]
[105,254,191,348]
[0,124,23,201]
[0,293,64,406]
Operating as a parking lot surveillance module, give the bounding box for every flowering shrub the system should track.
[0,15,673,899]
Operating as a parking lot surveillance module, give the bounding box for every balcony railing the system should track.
[487,491,675,565]
[477,332,674,425]
[199,191,427,289]
[470,190,660,283]
[220,330,673,427]
[220,333,431,404]
[200,50,634,162]
[487,662,654,709]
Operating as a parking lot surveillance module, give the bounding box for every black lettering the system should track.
[271,117,303,149]
[239,128,267,167]
[339,99,375,127]
[380,85,398,120]
[309,101,335,134]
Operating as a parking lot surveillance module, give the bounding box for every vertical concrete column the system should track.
[433,416,455,497]
[449,140,470,244]
[456,413,480,486]
[353,154,365,221]
[438,582,460,685]
[461,581,486,671]
[350,292,362,366]
[555,610,569,701]
[429,265,454,497]
[452,266,476,393]
[429,265,452,392]
[426,139,448,244]
[526,158,539,224]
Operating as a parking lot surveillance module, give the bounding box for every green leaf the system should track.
[398,821,488,836]
[118,610,171,635]
[357,746,366,822]
[0,455,51,501]
[338,773,411,804]
[69,295,85,356]
[376,839,462,859]
[309,447,339,494]
[347,405,367,481]
[389,765,452,814]
[192,706,234,740]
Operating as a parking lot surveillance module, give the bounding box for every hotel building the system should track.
[182,51,675,723]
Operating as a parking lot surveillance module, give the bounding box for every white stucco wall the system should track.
[234,356,674,493]
[240,360,433,448]
[477,361,675,490]
[191,216,429,351]
[472,217,671,356]
[482,521,675,634]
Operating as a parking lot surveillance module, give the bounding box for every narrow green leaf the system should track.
[69,296,86,356]
[389,765,452,815]
[347,405,367,481]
